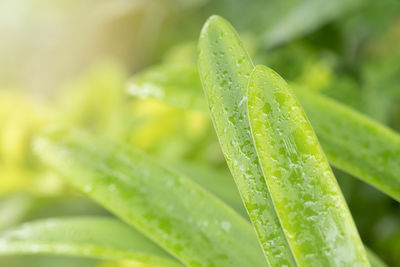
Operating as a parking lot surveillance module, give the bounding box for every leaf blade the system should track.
[168,161,248,218]
[126,63,205,112]
[128,62,400,202]
[295,90,400,202]
[0,217,182,267]
[33,129,267,267]
[198,15,296,266]
[263,0,362,48]
[247,65,369,266]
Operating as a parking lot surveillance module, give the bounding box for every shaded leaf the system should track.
[33,129,267,267]
[295,90,400,202]
[168,161,247,217]
[128,61,400,202]
[263,0,362,48]
[0,217,181,267]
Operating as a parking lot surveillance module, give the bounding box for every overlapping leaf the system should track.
[33,129,267,267]
[0,217,181,267]
[168,161,247,217]
[295,90,400,201]
[247,65,368,265]
[128,57,400,202]
[0,182,387,266]
[198,15,296,266]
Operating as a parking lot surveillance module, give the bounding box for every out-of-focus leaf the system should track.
[0,206,386,267]
[127,64,204,111]
[33,129,267,267]
[56,61,128,136]
[0,91,48,165]
[295,90,400,202]
[0,194,32,231]
[198,15,296,266]
[181,0,367,51]
[0,255,98,267]
[263,0,362,48]
[0,217,181,267]
[365,248,388,267]
[129,61,400,202]
[168,161,247,217]
[0,91,61,195]
[170,162,387,266]
[362,54,400,127]
[125,65,205,112]
[247,65,368,266]
[0,193,108,233]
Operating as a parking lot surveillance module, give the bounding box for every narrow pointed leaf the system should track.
[128,62,400,202]
[168,161,248,217]
[170,162,387,266]
[0,217,182,267]
[126,63,205,111]
[198,15,296,266]
[295,90,400,202]
[169,162,387,266]
[365,248,387,267]
[263,0,362,48]
[125,64,206,112]
[33,129,267,267]
[247,65,369,266]
[0,185,386,267]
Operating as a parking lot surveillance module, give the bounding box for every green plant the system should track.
[0,14,398,267]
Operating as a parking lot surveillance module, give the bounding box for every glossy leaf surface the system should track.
[0,195,387,266]
[198,15,296,266]
[295,90,400,202]
[33,129,267,267]
[128,62,400,202]
[247,65,369,266]
[0,217,181,267]
[171,161,387,266]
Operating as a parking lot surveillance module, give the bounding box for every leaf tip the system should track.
[199,15,230,41]
[249,64,286,86]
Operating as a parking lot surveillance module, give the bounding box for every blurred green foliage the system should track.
[0,0,399,266]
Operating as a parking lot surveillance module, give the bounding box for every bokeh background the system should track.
[1,0,399,266]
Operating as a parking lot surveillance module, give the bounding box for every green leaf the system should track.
[170,161,388,266]
[247,65,369,266]
[295,89,400,202]
[170,163,387,266]
[33,129,267,267]
[126,63,205,112]
[128,61,400,201]
[0,255,98,267]
[0,193,108,232]
[262,0,362,48]
[0,197,387,267]
[167,161,248,218]
[0,194,32,232]
[365,248,388,267]
[170,162,387,266]
[0,217,181,267]
[198,15,296,266]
